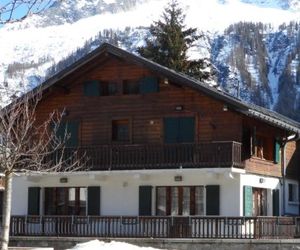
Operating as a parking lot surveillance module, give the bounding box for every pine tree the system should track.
[138,0,212,81]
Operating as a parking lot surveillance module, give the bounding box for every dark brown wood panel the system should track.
[34,56,296,177]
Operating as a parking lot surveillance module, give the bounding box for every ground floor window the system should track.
[288,183,298,202]
[156,186,204,216]
[44,187,87,215]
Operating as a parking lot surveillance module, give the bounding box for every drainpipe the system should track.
[281,133,299,216]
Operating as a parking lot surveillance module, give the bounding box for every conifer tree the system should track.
[138,0,212,81]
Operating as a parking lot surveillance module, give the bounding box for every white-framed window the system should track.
[288,183,298,203]
[156,186,205,216]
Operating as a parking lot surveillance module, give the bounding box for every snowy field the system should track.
[68,240,164,250]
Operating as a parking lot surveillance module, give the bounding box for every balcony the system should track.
[55,141,243,170]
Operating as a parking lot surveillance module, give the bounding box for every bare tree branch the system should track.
[0,0,56,24]
[0,88,87,250]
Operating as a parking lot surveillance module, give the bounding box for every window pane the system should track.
[112,119,129,142]
[171,187,179,215]
[157,187,166,215]
[68,188,76,215]
[195,186,204,215]
[44,188,55,215]
[182,187,190,216]
[56,187,66,215]
[44,187,87,215]
[123,80,139,94]
[79,188,87,215]
[102,81,118,96]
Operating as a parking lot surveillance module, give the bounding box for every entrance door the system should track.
[252,188,267,216]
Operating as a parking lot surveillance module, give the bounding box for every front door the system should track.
[252,188,267,216]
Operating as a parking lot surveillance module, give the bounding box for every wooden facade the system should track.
[31,50,299,178]
[8,43,300,237]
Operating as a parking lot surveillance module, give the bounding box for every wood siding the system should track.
[286,141,300,180]
[34,56,299,177]
[36,57,242,145]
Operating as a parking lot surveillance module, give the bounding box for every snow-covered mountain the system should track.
[1,0,300,120]
[240,0,300,11]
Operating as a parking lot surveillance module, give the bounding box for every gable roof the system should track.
[24,42,300,135]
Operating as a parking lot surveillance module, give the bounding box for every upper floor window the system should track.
[102,81,118,96]
[84,80,118,96]
[123,76,159,95]
[112,119,130,142]
[242,127,281,163]
[55,121,79,148]
[84,77,159,96]
[84,80,101,96]
[164,117,195,143]
[123,80,139,95]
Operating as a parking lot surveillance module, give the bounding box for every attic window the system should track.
[84,80,118,96]
[102,81,118,96]
[123,76,159,95]
[84,80,100,96]
[123,80,139,94]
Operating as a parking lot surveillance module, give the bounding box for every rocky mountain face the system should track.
[1,0,300,121]
[212,21,300,121]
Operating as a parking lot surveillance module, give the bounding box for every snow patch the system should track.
[68,240,163,250]
[103,0,116,4]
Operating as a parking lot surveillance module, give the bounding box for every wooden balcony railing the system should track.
[54,141,243,170]
[8,216,300,239]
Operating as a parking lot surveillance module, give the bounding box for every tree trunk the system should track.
[1,172,12,250]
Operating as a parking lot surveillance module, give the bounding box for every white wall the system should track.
[12,169,243,216]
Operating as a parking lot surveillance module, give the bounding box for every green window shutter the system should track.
[139,186,152,216]
[243,186,253,216]
[84,80,101,96]
[28,187,40,215]
[57,121,79,147]
[179,117,195,143]
[206,185,220,215]
[164,118,179,143]
[66,121,79,147]
[139,76,159,94]
[274,140,280,164]
[272,189,280,216]
[88,186,100,215]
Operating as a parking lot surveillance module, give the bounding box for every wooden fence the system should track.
[8,216,300,239]
[52,141,243,170]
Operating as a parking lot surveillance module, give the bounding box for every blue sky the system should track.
[0,0,29,21]
[0,0,53,27]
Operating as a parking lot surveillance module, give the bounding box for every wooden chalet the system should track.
[9,43,300,239]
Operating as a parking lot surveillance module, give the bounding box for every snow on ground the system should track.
[68,240,164,250]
